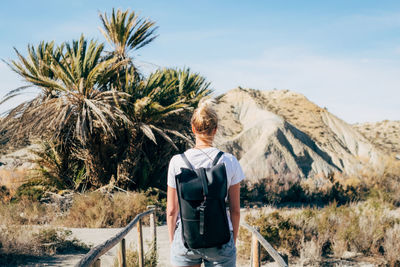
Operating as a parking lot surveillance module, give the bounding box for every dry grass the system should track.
[57,191,161,228]
[299,238,322,266]
[383,223,400,266]
[0,197,59,225]
[0,189,164,228]
[0,225,89,264]
[241,156,400,207]
[239,199,400,265]
[113,243,157,267]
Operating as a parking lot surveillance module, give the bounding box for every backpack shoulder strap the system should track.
[180,153,193,170]
[212,151,224,166]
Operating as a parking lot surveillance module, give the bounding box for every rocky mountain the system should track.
[353,120,400,156]
[214,88,384,181]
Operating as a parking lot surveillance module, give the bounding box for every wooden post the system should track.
[117,238,126,267]
[251,227,261,267]
[147,205,157,255]
[137,218,144,267]
[92,258,101,267]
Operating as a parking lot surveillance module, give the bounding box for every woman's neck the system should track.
[194,139,213,149]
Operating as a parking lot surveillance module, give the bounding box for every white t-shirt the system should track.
[167,147,245,230]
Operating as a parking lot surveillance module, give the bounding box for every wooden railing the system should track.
[240,222,288,267]
[76,205,286,267]
[75,205,157,267]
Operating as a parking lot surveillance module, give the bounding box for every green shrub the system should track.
[12,178,57,202]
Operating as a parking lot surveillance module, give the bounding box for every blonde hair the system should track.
[191,99,218,141]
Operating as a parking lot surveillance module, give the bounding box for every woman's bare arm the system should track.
[167,185,179,243]
[228,183,241,244]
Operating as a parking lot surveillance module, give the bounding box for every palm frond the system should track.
[149,125,178,150]
[99,8,158,58]
[139,123,157,144]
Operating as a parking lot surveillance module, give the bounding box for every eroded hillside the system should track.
[214,88,384,180]
[353,120,400,156]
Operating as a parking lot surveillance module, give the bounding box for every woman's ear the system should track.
[191,124,196,134]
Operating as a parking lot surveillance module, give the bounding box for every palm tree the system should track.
[1,35,131,187]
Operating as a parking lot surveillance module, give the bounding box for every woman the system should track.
[167,100,245,267]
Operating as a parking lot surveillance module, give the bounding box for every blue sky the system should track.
[1,0,399,123]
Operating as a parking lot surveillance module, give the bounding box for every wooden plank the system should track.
[137,218,144,267]
[117,238,126,267]
[241,222,288,267]
[92,258,100,267]
[251,231,260,267]
[147,205,157,254]
[76,208,154,267]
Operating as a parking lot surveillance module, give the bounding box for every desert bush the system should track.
[59,191,162,228]
[299,238,322,266]
[316,200,395,256]
[0,196,58,225]
[383,223,400,266]
[241,172,370,206]
[244,211,303,258]
[365,158,400,205]
[12,178,58,202]
[0,226,89,264]
[0,189,165,228]
[241,173,303,205]
[32,228,90,254]
[240,199,400,264]
[241,155,400,207]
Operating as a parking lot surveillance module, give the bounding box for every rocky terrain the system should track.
[353,120,400,156]
[214,88,385,180]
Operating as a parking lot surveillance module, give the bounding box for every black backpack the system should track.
[175,151,231,249]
